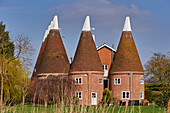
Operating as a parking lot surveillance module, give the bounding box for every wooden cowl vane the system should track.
[32,16,70,78]
[110,16,144,73]
[70,16,103,72]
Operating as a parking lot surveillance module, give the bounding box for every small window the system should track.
[140,91,144,99]
[140,77,144,84]
[99,78,103,84]
[122,91,130,99]
[75,77,82,84]
[114,78,121,85]
[102,64,108,70]
[75,91,82,99]
[105,65,108,70]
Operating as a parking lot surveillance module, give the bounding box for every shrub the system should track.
[102,88,113,105]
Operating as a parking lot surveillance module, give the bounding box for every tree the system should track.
[0,21,33,106]
[31,76,75,107]
[102,88,113,105]
[145,52,170,83]
[145,52,170,107]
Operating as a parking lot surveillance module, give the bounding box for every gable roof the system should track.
[97,43,116,52]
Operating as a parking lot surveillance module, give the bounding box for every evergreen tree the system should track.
[0,21,14,58]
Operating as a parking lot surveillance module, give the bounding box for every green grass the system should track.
[1,104,167,113]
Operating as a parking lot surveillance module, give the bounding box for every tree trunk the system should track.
[22,95,25,107]
[0,75,3,106]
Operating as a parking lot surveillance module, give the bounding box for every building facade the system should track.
[31,16,145,106]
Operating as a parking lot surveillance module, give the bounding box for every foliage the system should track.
[145,83,170,106]
[145,89,152,102]
[145,52,170,107]
[0,21,33,106]
[0,21,14,58]
[156,83,170,107]
[145,83,162,91]
[145,52,170,83]
[102,88,113,105]
[31,76,75,106]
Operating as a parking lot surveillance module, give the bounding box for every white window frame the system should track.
[140,91,144,99]
[140,77,144,84]
[122,91,130,99]
[75,77,82,85]
[114,78,121,85]
[75,91,82,99]
[102,64,108,70]
[99,77,103,84]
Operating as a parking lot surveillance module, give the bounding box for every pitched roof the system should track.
[35,30,70,74]
[97,43,116,52]
[70,31,103,72]
[70,16,103,72]
[32,16,69,78]
[110,17,144,73]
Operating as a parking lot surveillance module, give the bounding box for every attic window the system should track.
[102,64,108,70]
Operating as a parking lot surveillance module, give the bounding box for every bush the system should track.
[102,88,113,105]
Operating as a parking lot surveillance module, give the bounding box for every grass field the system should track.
[1,105,167,113]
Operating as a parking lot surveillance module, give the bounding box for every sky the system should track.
[0,0,170,76]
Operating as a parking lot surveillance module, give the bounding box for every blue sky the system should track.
[0,0,170,74]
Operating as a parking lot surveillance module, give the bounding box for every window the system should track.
[122,91,130,99]
[114,78,121,85]
[140,91,144,99]
[99,78,103,84]
[75,91,82,99]
[102,64,108,70]
[75,77,82,84]
[140,77,144,84]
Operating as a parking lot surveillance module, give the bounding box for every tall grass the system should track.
[0,104,167,113]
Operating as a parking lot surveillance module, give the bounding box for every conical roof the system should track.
[32,16,70,77]
[110,16,144,73]
[70,16,103,72]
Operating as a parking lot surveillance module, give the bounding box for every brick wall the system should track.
[98,47,114,71]
[70,72,104,105]
[110,72,144,104]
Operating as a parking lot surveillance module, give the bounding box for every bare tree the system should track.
[31,76,75,107]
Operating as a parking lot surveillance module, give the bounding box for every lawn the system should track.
[1,105,167,113]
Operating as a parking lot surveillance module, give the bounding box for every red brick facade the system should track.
[70,71,103,105]
[97,45,115,72]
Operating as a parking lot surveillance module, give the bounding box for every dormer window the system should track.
[140,77,144,84]
[75,77,82,84]
[102,64,108,70]
[103,64,108,76]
